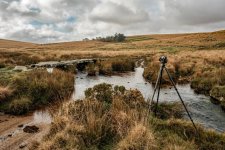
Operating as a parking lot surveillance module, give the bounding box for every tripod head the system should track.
[159,56,168,65]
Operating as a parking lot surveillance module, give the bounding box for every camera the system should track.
[159,56,168,64]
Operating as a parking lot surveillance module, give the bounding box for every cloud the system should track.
[90,1,149,25]
[0,0,224,43]
[163,0,225,25]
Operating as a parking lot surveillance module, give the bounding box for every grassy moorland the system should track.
[32,84,225,150]
[0,30,225,149]
[1,30,225,110]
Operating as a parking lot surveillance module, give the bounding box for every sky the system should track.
[0,0,225,43]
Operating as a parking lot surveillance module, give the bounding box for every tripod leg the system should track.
[148,64,163,105]
[164,67,198,131]
[154,64,164,116]
[146,64,163,121]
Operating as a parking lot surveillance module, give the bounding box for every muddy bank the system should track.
[0,111,51,150]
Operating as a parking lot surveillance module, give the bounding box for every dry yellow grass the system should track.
[0,30,224,66]
[0,86,13,102]
[34,83,225,150]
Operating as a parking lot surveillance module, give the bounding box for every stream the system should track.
[32,66,225,133]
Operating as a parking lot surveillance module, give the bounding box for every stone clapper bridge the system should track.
[29,58,98,71]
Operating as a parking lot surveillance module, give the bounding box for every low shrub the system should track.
[112,59,135,72]
[12,69,74,106]
[191,77,215,94]
[85,83,113,103]
[9,97,32,115]
[55,65,76,74]
[36,84,225,150]
[0,69,74,114]
[98,61,113,75]
[38,86,148,149]
[143,61,178,85]
[86,63,98,76]
[191,68,225,95]
[0,86,13,103]
[98,59,135,75]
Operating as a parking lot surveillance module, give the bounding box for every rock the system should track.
[18,124,23,128]
[19,142,27,149]
[8,134,12,137]
[210,86,225,103]
[23,125,39,133]
[13,66,28,72]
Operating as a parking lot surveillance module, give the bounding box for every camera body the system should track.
[159,56,168,64]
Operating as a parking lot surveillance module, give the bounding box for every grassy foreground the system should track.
[32,83,225,150]
[0,69,74,115]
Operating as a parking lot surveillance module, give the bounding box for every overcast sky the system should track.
[0,0,225,43]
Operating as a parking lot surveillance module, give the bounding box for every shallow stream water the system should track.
[71,67,225,132]
[33,67,225,132]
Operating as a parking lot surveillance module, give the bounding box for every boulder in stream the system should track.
[210,86,225,111]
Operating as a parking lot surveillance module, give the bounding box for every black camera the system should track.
[159,56,168,64]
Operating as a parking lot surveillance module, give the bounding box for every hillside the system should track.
[0,39,36,49]
[0,30,224,66]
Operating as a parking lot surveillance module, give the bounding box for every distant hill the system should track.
[0,30,224,50]
[0,39,36,48]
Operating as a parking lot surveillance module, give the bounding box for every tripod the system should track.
[147,56,198,131]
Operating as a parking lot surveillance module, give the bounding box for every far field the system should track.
[0,30,225,66]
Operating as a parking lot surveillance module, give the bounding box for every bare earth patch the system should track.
[0,113,50,150]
